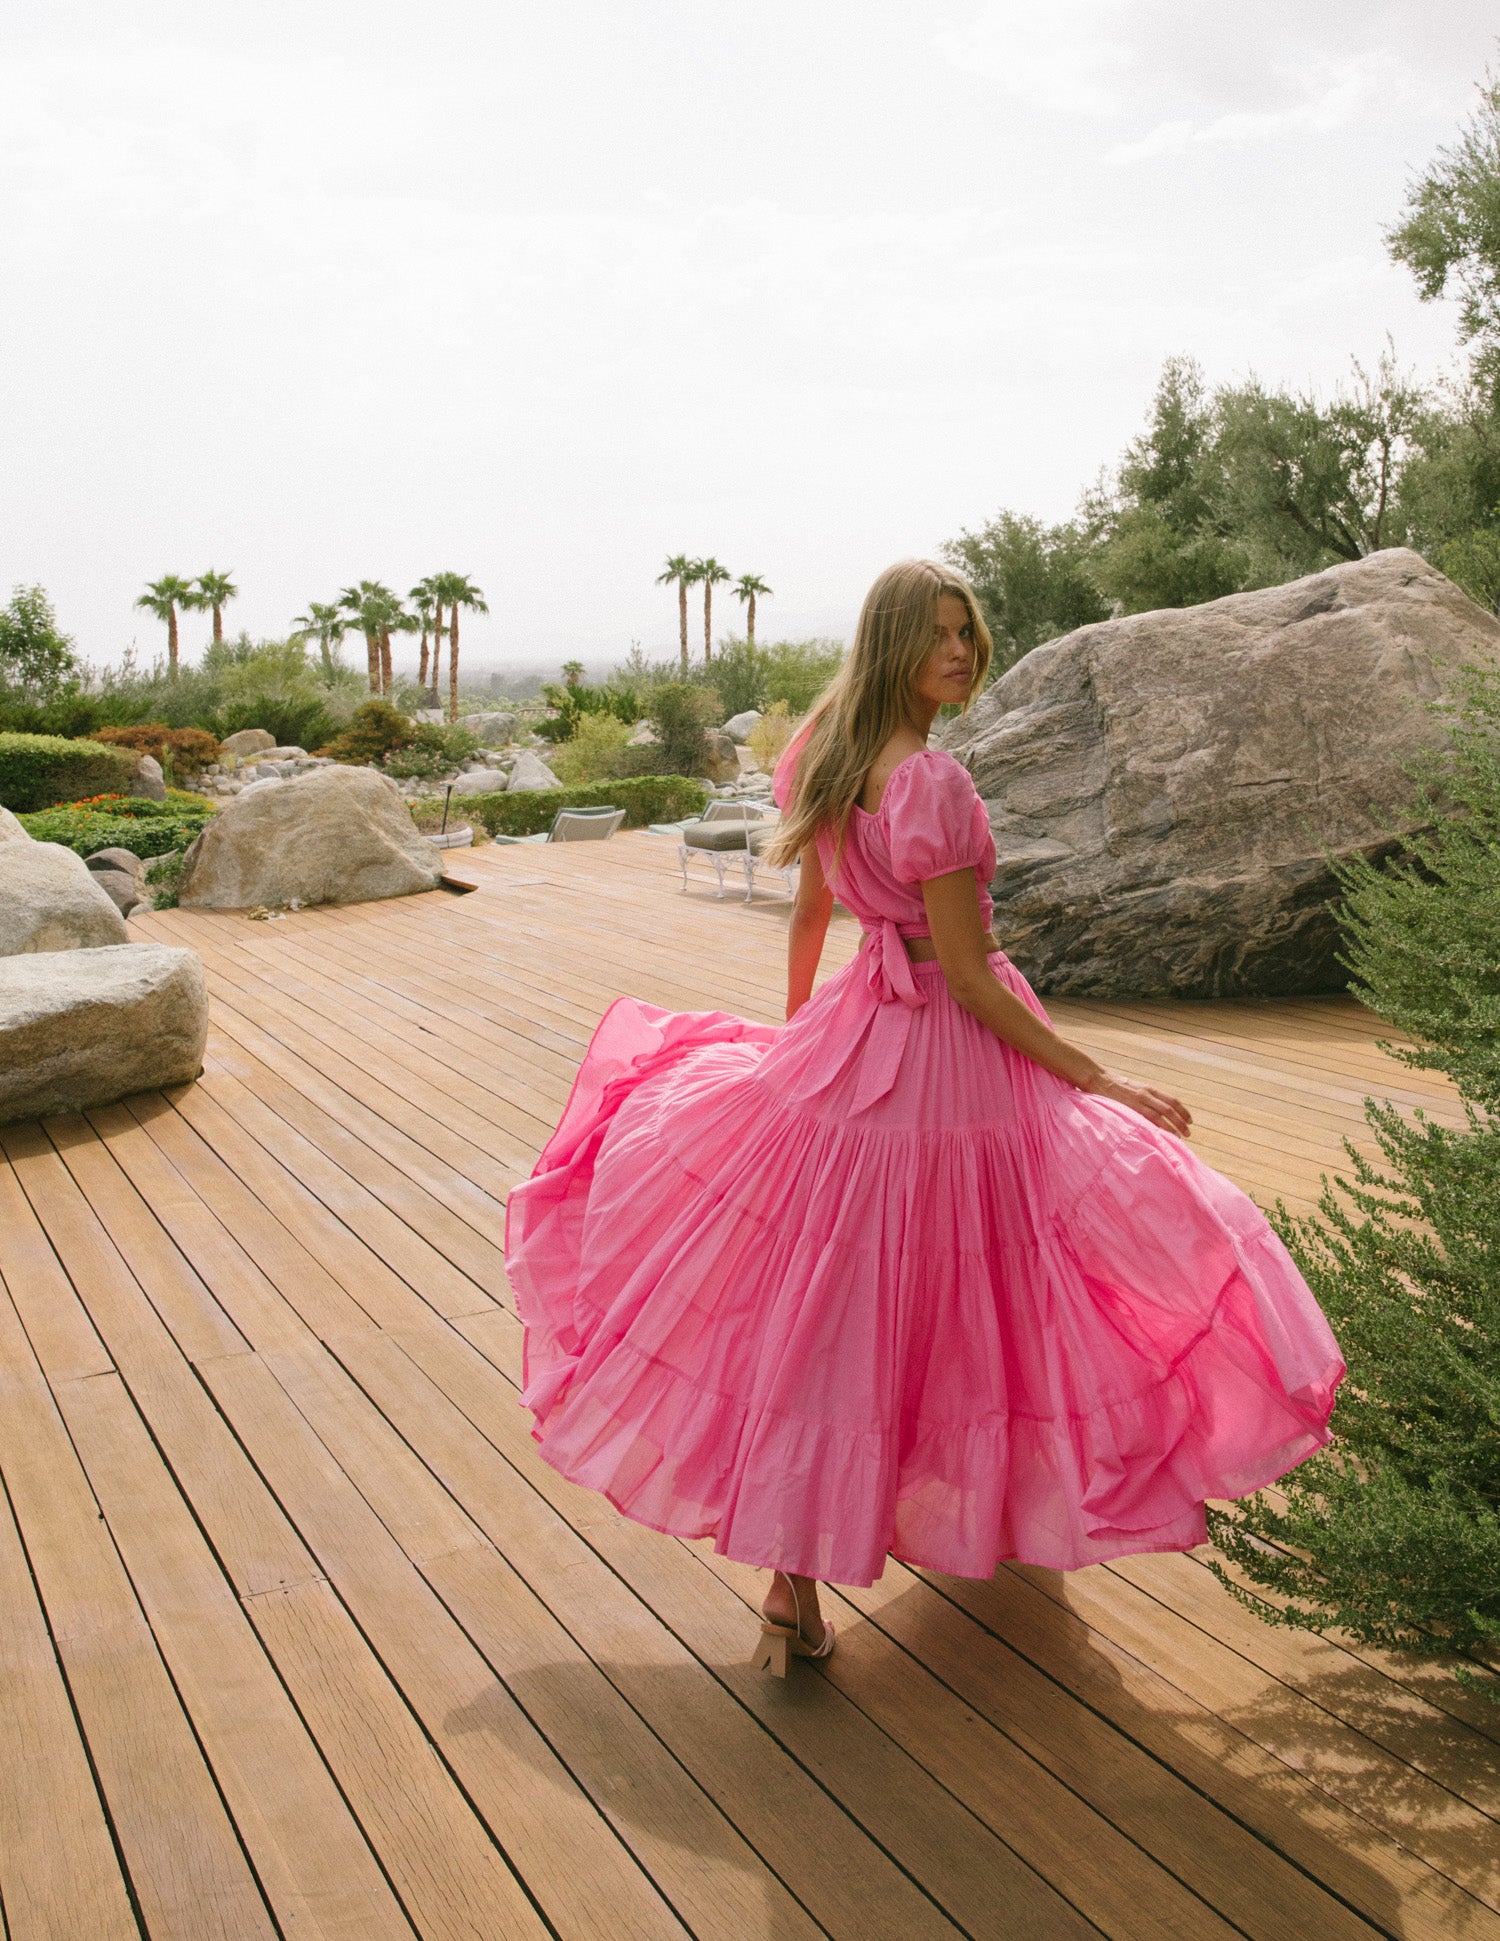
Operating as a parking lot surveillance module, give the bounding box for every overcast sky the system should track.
[2,1,1495,676]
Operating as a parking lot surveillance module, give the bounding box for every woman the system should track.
[505,560,1343,1675]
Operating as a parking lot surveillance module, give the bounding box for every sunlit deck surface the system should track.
[4,833,1497,1941]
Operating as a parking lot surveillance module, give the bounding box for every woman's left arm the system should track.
[921,869,1191,1136]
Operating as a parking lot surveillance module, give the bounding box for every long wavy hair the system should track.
[766,558,991,871]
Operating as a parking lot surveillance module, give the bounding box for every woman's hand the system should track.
[1084,1072,1193,1139]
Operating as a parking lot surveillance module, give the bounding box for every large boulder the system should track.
[723,709,763,743]
[506,748,562,791]
[699,731,741,786]
[941,549,1500,997]
[0,944,208,1126]
[219,728,276,762]
[463,711,518,746]
[450,768,510,796]
[0,805,30,843]
[0,842,129,954]
[177,766,442,910]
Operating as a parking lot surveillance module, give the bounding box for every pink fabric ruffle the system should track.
[506,955,1344,1586]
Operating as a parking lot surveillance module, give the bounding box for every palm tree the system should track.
[561,659,586,690]
[695,557,731,663]
[292,601,347,679]
[195,569,238,643]
[135,574,195,679]
[733,573,772,646]
[339,580,404,693]
[409,578,439,693]
[656,555,697,673]
[431,572,488,722]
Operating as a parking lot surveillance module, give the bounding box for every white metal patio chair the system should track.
[492,806,627,845]
[678,801,794,901]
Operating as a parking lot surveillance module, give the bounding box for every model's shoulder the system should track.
[885,747,978,806]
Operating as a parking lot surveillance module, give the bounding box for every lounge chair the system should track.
[492,806,627,845]
[678,801,796,901]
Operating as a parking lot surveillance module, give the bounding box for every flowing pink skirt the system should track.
[505,952,1343,1586]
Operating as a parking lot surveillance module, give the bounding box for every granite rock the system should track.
[0,842,130,955]
[940,548,1500,996]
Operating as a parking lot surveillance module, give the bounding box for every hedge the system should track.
[450,775,711,838]
[0,733,138,812]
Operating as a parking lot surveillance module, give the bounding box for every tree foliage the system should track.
[0,585,80,701]
[1207,667,1500,1685]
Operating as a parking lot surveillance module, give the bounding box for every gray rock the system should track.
[85,848,144,877]
[0,944,208,1126]
[259,746,307,762]
[177,765,442,910]
[133,754,168,802]
[0,806,32,844]
[462,711,518,746]
[449,769,510,796]
[88,869,148,916]
[700,730,741,786]
[0,842,129,955]
[219,728,276,760]
[506,749,563,791]
[940,548,1500,997]
[722,709,763,743]
[626,722,660,746]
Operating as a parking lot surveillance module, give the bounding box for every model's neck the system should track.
[907,700,939,739]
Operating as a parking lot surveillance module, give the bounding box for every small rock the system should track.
[0,843,129,955]
[89,869,148,916]
[133,754,168,802]
[626,723,660,746]
[722,709,763,743]
[85,848,145,877]
[449,770,510,796]
[0,944,208,1127]
[461,711,518,746]
[506,749,563,791]
[219,729,277,760]
[700,730,740,786]
[259,746,307,762]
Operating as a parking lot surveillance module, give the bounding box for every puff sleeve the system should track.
[882,752,995,885]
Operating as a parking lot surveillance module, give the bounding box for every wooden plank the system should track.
[52,1369,416,1941]
[0,1273,276,1939]
[199,1347,692,1941]
[0,1460,137,1941]
[332,1323,963,1941]
[411,1310,1096,1940]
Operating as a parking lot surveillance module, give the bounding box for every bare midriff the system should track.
[904,933,1002,963]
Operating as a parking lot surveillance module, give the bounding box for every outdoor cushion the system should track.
[680,820,758,851]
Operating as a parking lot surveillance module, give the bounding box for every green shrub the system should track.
[380,721,481,779]
[760,639,843,714]
[535,681,643,743]
[1208,664,1500,1691]
[18,803,215,859]
[548,713,666,785]
[647,683,722,777]
[0,732,138,811]
[318,699,417,764]
[453,775,710,838]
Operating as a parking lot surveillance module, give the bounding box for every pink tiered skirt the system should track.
[505,952,1343,1586]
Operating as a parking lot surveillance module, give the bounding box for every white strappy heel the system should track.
[752,1574,836,1677]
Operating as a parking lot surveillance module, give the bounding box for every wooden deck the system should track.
[2,833,1496,1941]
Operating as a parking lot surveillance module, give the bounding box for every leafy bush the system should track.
[1208,665,1500,1690]
[210,636,357,749]
[379,722,481,779]
[143,849,188,909]
[0,732,138,812]
[535,681,643,743]
[647,682,723,778]
[0,586,80,701]
[548,713,664,785]
[455,775,710,838]
[747,699,798,773]
[696,639,768,717]
[89,724,220,771]
[318,699,418,764]
[18,802,215,859]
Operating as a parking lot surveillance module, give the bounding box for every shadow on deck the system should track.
[0,834,1494,1940]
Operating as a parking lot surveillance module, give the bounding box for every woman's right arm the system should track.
[786,844,833,1019]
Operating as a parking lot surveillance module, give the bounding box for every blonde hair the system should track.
[767,559,990,870]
